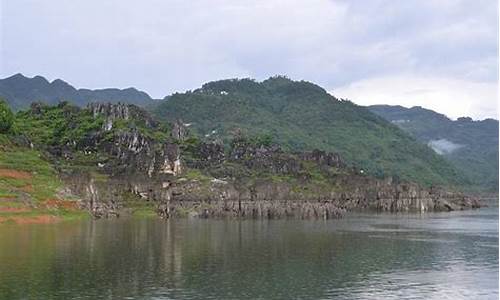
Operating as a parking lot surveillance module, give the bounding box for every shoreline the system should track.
[0,198,487,225]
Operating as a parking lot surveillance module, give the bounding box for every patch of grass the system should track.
[269,174,295,183]
[54,209,90,221]
[0,134,10,146]
[120,192,158,218]
[131,207,157,218]
[0,177,27,188]
[0,191,17,199]
[0,208,89,223]
[182,169,212,183]
[0,201,24,208]
[0,146,62,202]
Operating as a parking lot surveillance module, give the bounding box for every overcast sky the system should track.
[1,0,498,119]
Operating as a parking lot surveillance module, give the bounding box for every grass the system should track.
[0,136,90,223]
[182,169,212,183]
[0,209,90,223]
[0,201,25,208]
[0,147,62,202]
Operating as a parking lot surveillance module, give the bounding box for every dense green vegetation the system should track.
[14,102,104,147]
[0,99,14,133]
[14,102,169,150]
[153,76,465,187]
[369,105,498,193]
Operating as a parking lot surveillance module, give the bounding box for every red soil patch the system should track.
[42,199,79,210]
[0,169,32,179]
[0,215,60,224]
[0,207,30,212]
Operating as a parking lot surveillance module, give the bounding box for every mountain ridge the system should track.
[152,76,466,188]
[0,73,154,109]
[1,73,494,192]
[368,104,498,122]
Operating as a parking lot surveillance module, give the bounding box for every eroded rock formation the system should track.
[36,103,480,219]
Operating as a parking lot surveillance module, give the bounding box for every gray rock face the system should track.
[64,168,480,220]
[96,131,182,178]
[171,119,189,141]
[186,140,225,168]
[166,199,345,219]
[299,149,344,169]
[89,102,130,120]
[228,140,302,175]
[49,103,480,219]
[166,175,479,214]
[88,102,157,130]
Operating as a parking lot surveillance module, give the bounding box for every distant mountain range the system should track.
[0,73,154,109]
[369,105,498,193]
[0,73,496,192]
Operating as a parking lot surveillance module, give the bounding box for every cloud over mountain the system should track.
[2,0,497,118]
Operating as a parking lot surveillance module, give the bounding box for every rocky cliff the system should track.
[16,102,480,219]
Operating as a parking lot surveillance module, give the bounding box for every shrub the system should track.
[0,99,14,133]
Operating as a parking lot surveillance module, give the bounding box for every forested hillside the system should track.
[369,105,498,192]
[153,76,465,187]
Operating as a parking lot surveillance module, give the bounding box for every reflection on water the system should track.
[0,208,497,299]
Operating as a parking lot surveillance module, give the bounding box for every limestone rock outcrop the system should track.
[36,103,480,219]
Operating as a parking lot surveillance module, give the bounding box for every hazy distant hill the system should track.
[0,73,153,109]
[152,76,465,188]
[369,105,499,193]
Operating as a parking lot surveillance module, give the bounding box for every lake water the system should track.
[0,207,497,299]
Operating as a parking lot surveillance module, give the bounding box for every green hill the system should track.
[369,105,498,193]
[153,76,465,187]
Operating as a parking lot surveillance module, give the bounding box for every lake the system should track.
[0,206,497,299]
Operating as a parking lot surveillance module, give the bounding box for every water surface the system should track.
[0,207,497,299]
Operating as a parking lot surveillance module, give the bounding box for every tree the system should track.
[0,99,14,133]
[254,133,273,147]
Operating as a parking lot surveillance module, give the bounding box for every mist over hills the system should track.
[369,105,499,192]
[0,73,153,109]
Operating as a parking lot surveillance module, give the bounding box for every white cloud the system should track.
[333,75,498,120]
[1,0,498,119]
[428,139,464,155]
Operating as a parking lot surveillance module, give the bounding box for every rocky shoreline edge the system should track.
[1,102,482,222]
